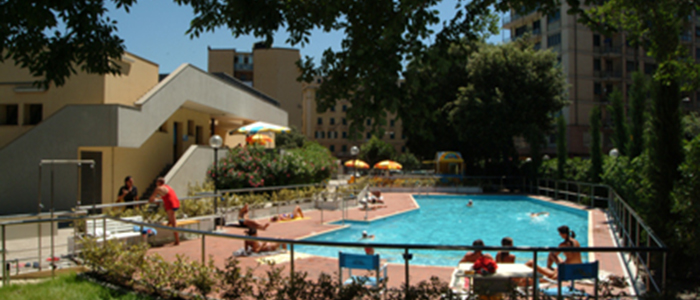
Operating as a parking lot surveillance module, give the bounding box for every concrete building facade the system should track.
[504,5,700,156]
[0,53,287,215]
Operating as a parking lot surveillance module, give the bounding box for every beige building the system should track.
[207,44,303,130]
[302,78,408,159]
[504,5,700,156]
[0,53,287,215]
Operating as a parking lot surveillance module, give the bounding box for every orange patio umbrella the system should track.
[374,160,402,170]
[344,159,370,169]
[246,133,273,145]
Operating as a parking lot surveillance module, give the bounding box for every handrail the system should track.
[609,190,665,247]
[216,182,325,194]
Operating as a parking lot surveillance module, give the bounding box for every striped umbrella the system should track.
[373,160,402,170]
[234,121,290,134]
[246,134,273,145]
[344,159,370,169]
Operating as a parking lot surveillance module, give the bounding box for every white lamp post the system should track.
[209,135,223,227]
[609,148,620,158]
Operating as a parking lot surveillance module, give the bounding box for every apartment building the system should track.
[0,53,287,215]
[503,4,700,156]
[302,78,407,159]
[207,44,303,130]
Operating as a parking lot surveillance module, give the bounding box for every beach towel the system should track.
[277,216,311,223]
[133,225,158,236]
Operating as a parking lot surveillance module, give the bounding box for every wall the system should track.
[253,48,304,130]
[207,49,236,76]
[104,53,159,106]
[164,145,215,198]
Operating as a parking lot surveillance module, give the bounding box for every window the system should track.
[593,59,601,71]
[626,61,636,72]
[321,131,326,139]
[0,104,18,125]
[366,132,371,139]
[187,120,195,136]
[159,122,167,133]
[316,78,322,84]
[696,48,700,59]
[593,34,601,47]
[696,26,700,37]
[342,145,348,152]
[366,119,371,126]
[390,132,395,139]
[515,25,528,37]
[330,105,335,112]
[401,146,406,153]
[329,145,335,152]
[532,20,541,32]
[342,131,348,138]
[196,126,203,144]
[605,60,613,72]
[330,118,335,125]
[534,42,541,50]
[328,131,333,139]
[606,84,613,95]
[390,119,395,127]
[342,105,347,112]
[547,10,560,23]
[547,33,561,47]
[594,82,602,95]
[24,104,42,125]
[317,117,323,125]
[342,118,347,125]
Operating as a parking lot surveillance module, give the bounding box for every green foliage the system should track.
[360,135,396,166]
[589,106,603,183]
[682,112,700,140]
[208,143,336,189]
[393,151,421,171]
[556,115,567,179]
[628,72,649,159]
[608,88,628,156]
[274,126,308,149]
[0,273,152,300]
[448,40,568,165]
[80,238,148,286]
[0,0,137,88]
[671,136,700,259]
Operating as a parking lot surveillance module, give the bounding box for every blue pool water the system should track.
[296,195,588,267]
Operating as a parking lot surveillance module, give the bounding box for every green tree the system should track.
[608,88,628,156]
[590,106,602,183]
[274,126,308,149]
[447,40,568,165]
[682,112,700,140]
[393,151,420,171]
[556,115,567,179]
[0,0,137,88]
[359,136,396,166]
[671,136,700,259]
[627,72,649,159]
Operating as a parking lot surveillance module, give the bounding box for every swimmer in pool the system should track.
[530,212,549,217]
[467,200,473,207]
[360,230,375,240]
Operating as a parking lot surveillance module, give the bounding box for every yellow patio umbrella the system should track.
[246,133,273,145]
[344,159,370,169]
[373,160,402,170]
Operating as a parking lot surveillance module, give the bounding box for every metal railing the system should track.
[1,177,668,297]
[1,214,667,299]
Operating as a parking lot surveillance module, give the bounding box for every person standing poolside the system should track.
[117,176,138,210]
[149,177,180,245]
[525,225,582,278]
[460,239,490,263]
[238,203,270,230]
[496,237,516,263]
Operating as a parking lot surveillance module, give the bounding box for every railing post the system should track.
[577,183,581,204]
[662,251,667,291]
[290,244,295,279]
[532,250,538,300]
[554,180,559,200]
[201,234,206,264]
[646,238,651,291]
[404,248,411,300]
[2,224,6,286]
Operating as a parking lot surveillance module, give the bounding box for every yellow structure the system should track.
[503,4,700,156]
[301,77,408,158]
[434,152,465,175]
[0,53,288,215]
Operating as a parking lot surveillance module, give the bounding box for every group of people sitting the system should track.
[459,225,581,280]
[359,191,387,211]
[236,203,305,254]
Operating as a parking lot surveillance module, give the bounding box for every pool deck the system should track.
[147,193,632,295]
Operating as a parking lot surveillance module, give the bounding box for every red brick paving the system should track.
[148,193,632,294]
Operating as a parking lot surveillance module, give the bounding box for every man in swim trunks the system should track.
[238,203,269,230]
[525,225,582,279]
[149,177,180,245]
[244,228,286,253]
[496,237,516,263]
[270,205,304,222]
[460,239,490,263]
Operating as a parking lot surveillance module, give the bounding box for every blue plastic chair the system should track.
[338,252,388,288]
[542,261,599,299]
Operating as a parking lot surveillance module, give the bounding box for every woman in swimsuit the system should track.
[525,225,582,279]
[271,205,304,222]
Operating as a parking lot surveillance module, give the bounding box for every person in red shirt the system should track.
[149,177,180,245]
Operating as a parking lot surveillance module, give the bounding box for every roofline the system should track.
[124,51,159,67]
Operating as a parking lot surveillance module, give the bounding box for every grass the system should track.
[0,273,153,300]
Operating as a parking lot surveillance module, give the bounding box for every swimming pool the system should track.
[296,195,589,267]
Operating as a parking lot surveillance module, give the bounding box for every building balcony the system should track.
[502,7,539,28]
[234,63,253,71]
[595,70,623,81]
[596,46,622,57]
[680,32,692,43]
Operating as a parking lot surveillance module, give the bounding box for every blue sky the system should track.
[107,0,506,73]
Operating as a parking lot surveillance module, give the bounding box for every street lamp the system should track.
[350,146,360,178]
[609,148,619,158]
[209,134,223,228]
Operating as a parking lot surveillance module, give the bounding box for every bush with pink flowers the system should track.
[207,142,337,189]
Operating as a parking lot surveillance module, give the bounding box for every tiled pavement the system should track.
[148,193,633,294]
